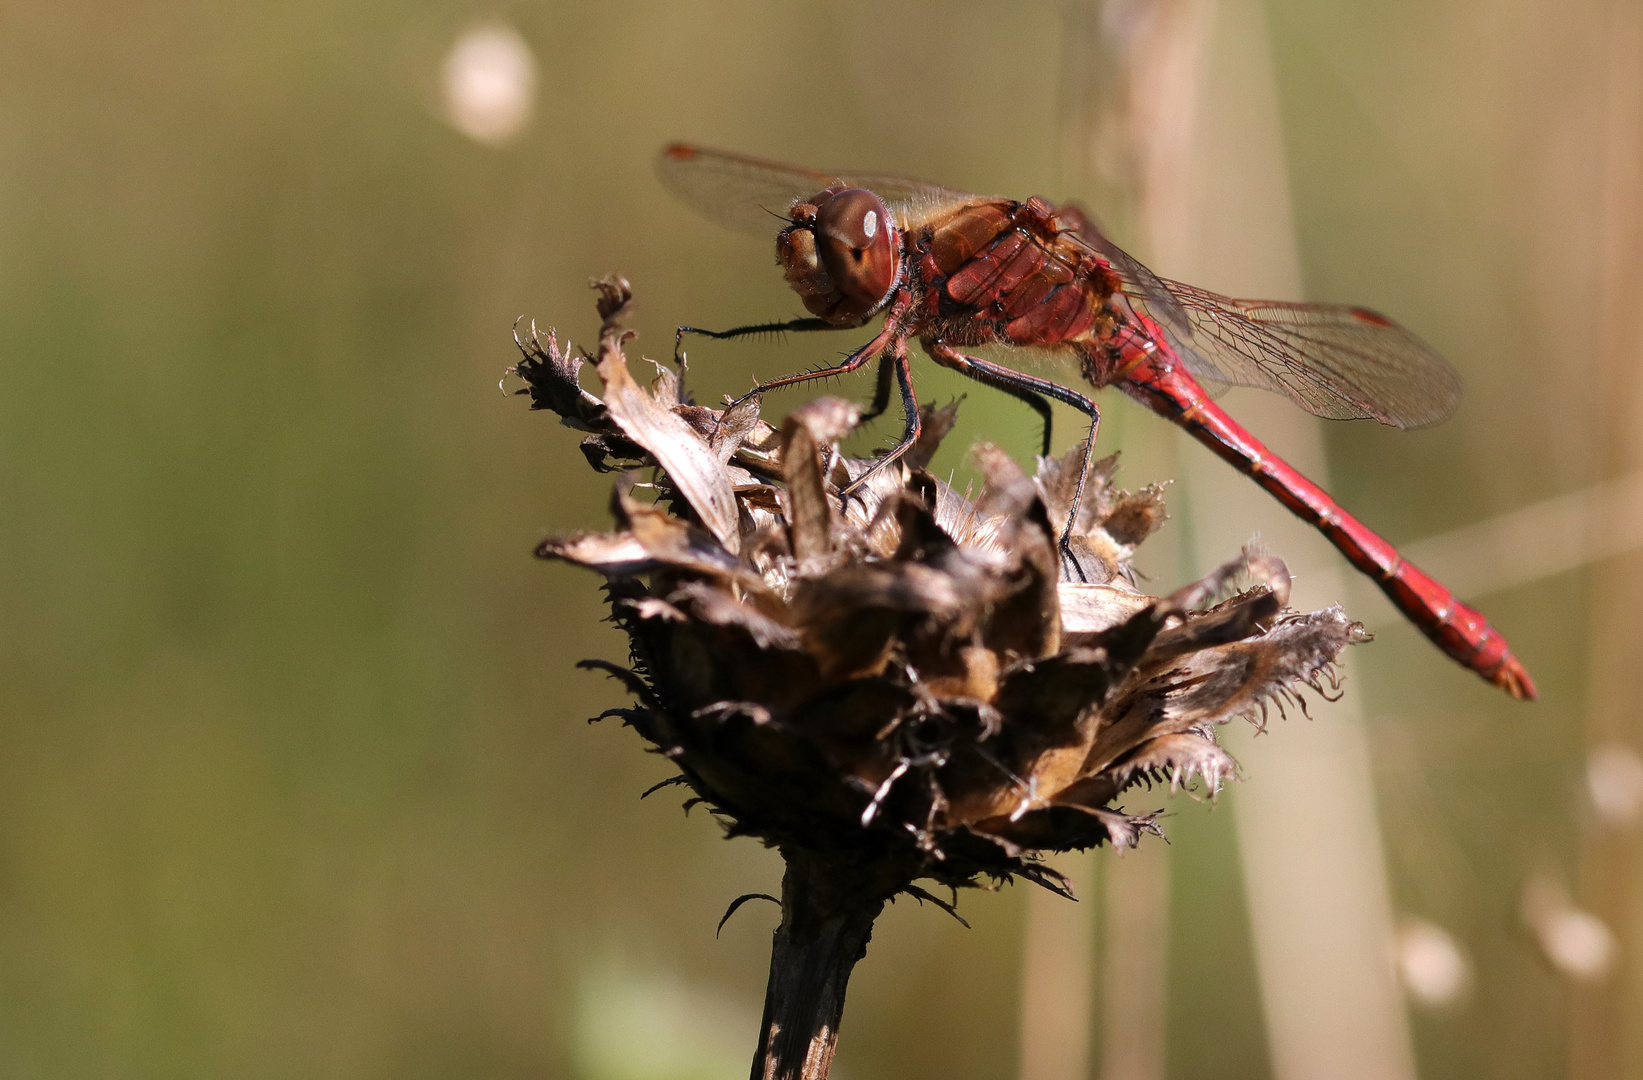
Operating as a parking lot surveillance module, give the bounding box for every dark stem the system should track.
[749,848,906,1080]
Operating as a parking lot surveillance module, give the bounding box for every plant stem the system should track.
[749,848,903,1080]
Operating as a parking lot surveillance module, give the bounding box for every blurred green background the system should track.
[0,1,1630,1078]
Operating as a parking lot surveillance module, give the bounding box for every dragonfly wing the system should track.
[657,145,840,235]
[656,144,974,236]
[1156,278,1463,429]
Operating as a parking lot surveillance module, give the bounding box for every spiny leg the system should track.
[923,339,1097,427]
[720,321,903,415]
[673,317,835,364]
[838,341,921,499]
[859,353,897,424]
[927,350,1055,455]
[924,340,1101,580]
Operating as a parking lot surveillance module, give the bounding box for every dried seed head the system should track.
[515,279,1365,895]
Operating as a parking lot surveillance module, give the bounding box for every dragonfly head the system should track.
[777,186,901,326]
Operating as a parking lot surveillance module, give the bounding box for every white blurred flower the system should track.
[1539,908,1617,981]
[1523,875,1617,982]
[1586,742,1643,828]
[1394,919,1471,1007]
[442,23,536,146]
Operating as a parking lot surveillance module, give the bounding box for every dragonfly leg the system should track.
[923,341,1056,456]
[859,353,897,424]
[674,317,835,365]
[723,318,904,412]
[838,340,921,500]
[1059,412,1103,582]
[923,340,1101,580]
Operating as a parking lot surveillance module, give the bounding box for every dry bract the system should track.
[512,278,1366,1080]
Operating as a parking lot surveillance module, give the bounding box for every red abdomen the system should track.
[1115,334,1536,700]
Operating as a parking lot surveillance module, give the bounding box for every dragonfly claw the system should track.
[1058,535,1089,583]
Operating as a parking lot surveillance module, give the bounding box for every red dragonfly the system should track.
[656,143,1535,701]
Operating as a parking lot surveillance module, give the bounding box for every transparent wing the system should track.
[1153,279,1463,429]
[656,143,974,235]
[1054,206,1460,428]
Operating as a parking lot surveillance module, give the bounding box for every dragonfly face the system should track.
[776,186,902,326]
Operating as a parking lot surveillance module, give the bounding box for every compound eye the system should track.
[813,188,897,313]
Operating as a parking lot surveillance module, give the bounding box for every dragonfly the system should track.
[656,143,1536,701]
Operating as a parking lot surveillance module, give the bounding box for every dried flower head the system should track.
[511,278,1367,1080]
